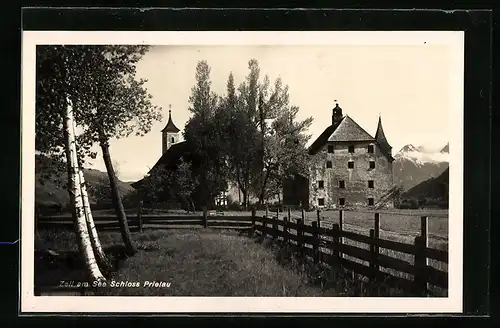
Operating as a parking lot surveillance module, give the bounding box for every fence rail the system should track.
[250,208,448,296]
[37,208,448,296]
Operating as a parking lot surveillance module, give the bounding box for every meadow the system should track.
[36,208,448,296]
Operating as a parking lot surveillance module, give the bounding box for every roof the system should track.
[308,115,375,155]
[131,141,189,189]
[307,113,394,162]
[161,110,180,133]
[327,115,375,142]
[374,116,394,162]
[307,117,345,155]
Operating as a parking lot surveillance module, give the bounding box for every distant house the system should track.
[283,102,396,210]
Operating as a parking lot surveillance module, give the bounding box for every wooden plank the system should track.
[207,221,252,228]
[425,247,448,263]
[376,252,416,276]
[340,229,418,256]
[425,266,448,289]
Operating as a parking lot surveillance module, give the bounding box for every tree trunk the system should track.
[99,134,137,256]
[188,196,196,213]
[258,168,270,205]
[63,98,105,283]
[74,145,113,274]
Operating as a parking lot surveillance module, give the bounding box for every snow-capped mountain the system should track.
[393,143,449,191]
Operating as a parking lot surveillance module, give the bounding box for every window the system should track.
[327,145,334,153]
[318,180,324,189]
[318,198,325,206]
[368,144,374,153]
[348,145,355,153]
[339,180,345,189]
[171,137,175,143]
[368,180,374,188]
[348,161,354,169]
[338,198,345,206]
[326,161,333,168]
[369,161,375,169]
[368,198,374,206]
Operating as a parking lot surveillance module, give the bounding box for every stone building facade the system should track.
[284,103,396,210]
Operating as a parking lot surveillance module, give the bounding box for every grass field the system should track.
[34,228,411,297]
[38,208,448,296]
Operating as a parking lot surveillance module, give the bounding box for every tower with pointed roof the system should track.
[162,105,181,154]
[375,115,392,159]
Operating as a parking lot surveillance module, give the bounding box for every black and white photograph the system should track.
[22,31,464,313]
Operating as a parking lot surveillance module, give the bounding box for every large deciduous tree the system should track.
[183,61,228,208]
[36,45,162,257]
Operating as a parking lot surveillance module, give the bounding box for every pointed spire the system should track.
[375,115,392,155]
[162,104,180,133]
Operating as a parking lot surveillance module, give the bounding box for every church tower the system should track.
[162,105,180,154]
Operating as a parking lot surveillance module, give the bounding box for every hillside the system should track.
[403,167,449,201]
[393,144,449,191]
[35,155,135,208]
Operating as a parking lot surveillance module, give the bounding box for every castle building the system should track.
[284,102,396,209]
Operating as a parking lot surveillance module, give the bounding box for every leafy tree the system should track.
[36,45,162,256]
[263,106,313,204]
[183,61,228,208]
[221,59,306,205]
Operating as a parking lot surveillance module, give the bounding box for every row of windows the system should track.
[317,180,374,189]
[327,144,375,154]
[318,198,375,206]
[326,160,376,169]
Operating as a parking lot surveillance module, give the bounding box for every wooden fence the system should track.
[250,208,448,296]
[37,208,448,296]
[36,210,253,232]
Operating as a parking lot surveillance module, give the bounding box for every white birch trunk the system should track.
[71,116,112,272]
[64,98,105,282]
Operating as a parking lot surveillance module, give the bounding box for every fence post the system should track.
[272,210,278,240]
[288,207,292,223]
[369,229,379,283]
[316,209,321,228]
[331,223,341,263]
[137,200,143,233]
[338,209,344,259]
[312,221,319,264]
[413,235,427,296]
[276,208,279,221]
[297,218,304,257]
[420,216,429,293]
[203,208,208,228]
[249,208,256,237]
[283,215,289,245]
[265,204,269,218]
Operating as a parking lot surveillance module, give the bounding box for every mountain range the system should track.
[35,154,135,209]
[393,143,449,192]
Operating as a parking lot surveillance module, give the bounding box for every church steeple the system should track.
[162,105,180,154]
[162,105,180,133]
[375,115,392,157]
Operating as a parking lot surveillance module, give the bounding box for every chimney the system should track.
[332,101,343,126]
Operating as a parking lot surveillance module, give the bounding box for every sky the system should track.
[81,44,452,182]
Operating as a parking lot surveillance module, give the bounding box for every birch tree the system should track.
[72,117,113,274]
[64,97,105,283]
[36,45,162,257]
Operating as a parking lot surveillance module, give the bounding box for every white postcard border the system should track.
[21,31,464,313]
